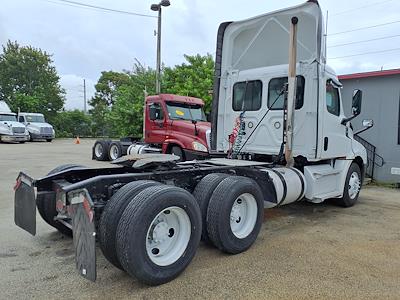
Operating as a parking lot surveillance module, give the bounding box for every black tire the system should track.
[170,146,184,162]
[335,163,362,207]
[192,173,229,244]
[19,141,26,144]
[99,180,160,270]
[108,141,123,161]
[116,185,202,285]
[206,176,264,254]
[93,140,111,161]
[36,164,86,236]
[46,139,52,142]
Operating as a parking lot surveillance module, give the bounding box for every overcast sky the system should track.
[1,0,400,110]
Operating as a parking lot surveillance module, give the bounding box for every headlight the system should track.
[52,128,55,135]
[192,141,208,152]
[30,128,40,133]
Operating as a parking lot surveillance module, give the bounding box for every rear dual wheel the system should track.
[205,176,264,254]
[108,142,123,161]
[99,180,160,269]
[193,174,263,253]
[100,183,202,285]
[93,140,111,161]
[192,173,229,244]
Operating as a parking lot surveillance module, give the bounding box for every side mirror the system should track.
[362,119,373,128]
[352,89,362,116]
[354,119,374,135]
[205,113,211,122]
[149,105,157,121]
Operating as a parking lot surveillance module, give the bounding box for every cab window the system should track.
[19,116,25,122]
[232,80,262,111]
[267,76,305,110]
[149,103,164,120]
[326,81,340,116]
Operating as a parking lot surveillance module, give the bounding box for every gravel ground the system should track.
[0,139,399,299]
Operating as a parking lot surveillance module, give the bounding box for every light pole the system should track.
[151,0,170,94]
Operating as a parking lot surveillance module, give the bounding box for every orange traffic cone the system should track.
[75,136,80,144]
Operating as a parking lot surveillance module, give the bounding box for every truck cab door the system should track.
[320,80,352,159]
[145,102,165,144]
[220,74,311,158]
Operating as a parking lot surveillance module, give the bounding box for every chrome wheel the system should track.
[109,144,119,160]
[146,206,191,266]
[94,143,103,158]
[230,193,258,239]
[348,171,361,199]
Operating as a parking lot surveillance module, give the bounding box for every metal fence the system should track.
[354,135,384,179]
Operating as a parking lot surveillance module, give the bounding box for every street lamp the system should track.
[151,0,170,94]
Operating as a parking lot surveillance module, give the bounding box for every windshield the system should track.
[0,114,17,122]
[26,115,45,123]
[166,102,206,121]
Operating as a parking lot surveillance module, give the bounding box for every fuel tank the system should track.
[260,167,306,208]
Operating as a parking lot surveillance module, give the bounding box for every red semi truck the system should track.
[93,94,211,161]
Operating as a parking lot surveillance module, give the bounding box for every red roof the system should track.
[146,94,204,106]
[338,68,400,80]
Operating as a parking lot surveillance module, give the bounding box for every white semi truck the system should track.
[14,0,373,286]
[0,101,29,143]
[18,112,55,142]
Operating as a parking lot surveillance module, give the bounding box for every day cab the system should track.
[18,112,55,142]
[144,94,211,160]
[0,101,29,143]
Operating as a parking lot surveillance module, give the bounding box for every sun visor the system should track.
[220,1,324,72]
[330,77,343,88]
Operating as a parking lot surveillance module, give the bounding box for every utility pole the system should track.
[156,8,162,94]
[151,0,171,94]
[83,79,87,113]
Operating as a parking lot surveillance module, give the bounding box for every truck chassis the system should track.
[15,156,285,284]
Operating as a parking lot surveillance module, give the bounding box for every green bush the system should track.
[52,110,92,138]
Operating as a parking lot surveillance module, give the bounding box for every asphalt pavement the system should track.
[0,139,399,299]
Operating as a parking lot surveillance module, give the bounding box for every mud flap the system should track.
[70,189,96,282]
[14,172,36,236]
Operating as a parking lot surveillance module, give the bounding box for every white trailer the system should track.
[14,0,373,286]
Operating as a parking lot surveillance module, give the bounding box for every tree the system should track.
[90,71,131,107]
[107,61,157,137]
[52,110,92,138]
[89,71,131,137]
[0,40,65,120]
[163,54,214,112]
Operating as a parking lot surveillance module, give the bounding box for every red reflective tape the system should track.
[82,197,94,223]
[13,179,21,191]
[56,200,64,212]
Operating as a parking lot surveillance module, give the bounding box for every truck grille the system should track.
[12,127,25,134]
[40,127,53,134]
